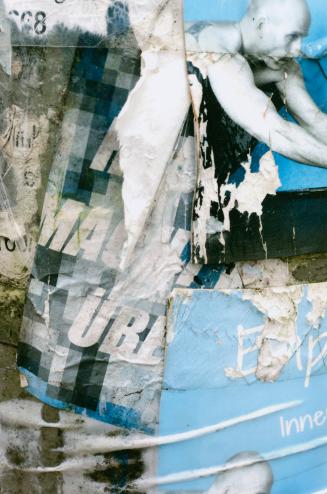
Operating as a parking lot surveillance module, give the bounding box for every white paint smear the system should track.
[56,401,299,455]
[217,258,295,292]
[190,64,281,259]
[134,434,327,488]
[0,0,11,73]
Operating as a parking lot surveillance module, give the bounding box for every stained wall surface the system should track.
[1,0,327,493]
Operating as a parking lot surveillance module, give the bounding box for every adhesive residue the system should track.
[241,286,303,382]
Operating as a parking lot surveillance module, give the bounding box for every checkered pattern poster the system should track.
[16,1,227,432]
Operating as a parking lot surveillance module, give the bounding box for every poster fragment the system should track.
[16,0,197,431]
[185,0,327,265]
[158,286,327,493]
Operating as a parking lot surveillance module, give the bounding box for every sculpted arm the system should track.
[208,54,327,168]
[277,60,327,145]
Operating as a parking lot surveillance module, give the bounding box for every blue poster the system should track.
[184,0,327,192]
[185,0,327,265]
[159,286,327,493]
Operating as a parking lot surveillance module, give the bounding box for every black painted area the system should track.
[206,189,327,265]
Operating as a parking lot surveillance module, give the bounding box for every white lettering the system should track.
[68,294,115,348]
[305,331,327,387]
[285,417,300,436]
[280,409,327,438]
[299,414,314,432]
[314,410,326,427]
[99,306,149,357]
[63,207,113,261]
[280,416,285,438]
[39,199,84,251]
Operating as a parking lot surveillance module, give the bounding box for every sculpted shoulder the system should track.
[185,22,241,54]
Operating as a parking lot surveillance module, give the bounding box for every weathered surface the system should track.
[1,0,327,493]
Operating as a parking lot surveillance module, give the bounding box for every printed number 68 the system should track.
[9,10,46,35]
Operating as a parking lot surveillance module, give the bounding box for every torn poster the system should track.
[16,3,149,431]
[158,285,327,493]
[15,0,212,433]
[185,0,327,265]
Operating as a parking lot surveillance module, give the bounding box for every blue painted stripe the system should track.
[19,367,154,435]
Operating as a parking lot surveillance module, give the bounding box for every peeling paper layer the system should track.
[2,0,327,491]
[158,285,327,493]
[117,48,189,269]
[4,0,327,490]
